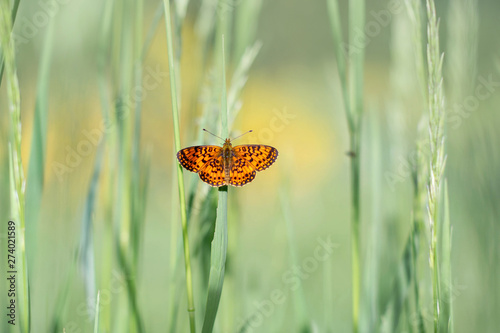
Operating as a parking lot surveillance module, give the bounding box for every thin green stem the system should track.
[350,133,361,333]
[348,0,364,331]
[412,139,427,333]
[326,0,352,128]
[327,0,365,331]
[201,34,229,333]
[94,291,101,333]
[220,35,228,139]
[163,1,196,332]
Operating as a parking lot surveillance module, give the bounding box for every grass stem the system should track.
[327,0,365,331]
[201,35,229,333]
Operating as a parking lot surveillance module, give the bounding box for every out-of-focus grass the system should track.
[1,2,30,331]
[327,0,365,331]
[425,0,448,330]
[163,0,196,331]
[2,0,500,332]
[24,3,52,281]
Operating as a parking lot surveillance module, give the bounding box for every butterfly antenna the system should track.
[203,129,225,141]
[231,130,253,142]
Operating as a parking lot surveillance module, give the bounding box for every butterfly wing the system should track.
[229,157,256,187]
[232,145,278,171]
[199,157,226,187]
[177,145,221,172]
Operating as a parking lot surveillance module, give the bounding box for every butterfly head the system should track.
[222,138,233,158]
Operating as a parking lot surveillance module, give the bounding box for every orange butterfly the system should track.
[177,130,278,187]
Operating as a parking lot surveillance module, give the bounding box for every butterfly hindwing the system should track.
[229,157,256,187]
[232,145,278,171]
[199,157,226,187]
[177,145,221,172]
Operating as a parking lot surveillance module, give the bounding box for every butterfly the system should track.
[177,130,278,187]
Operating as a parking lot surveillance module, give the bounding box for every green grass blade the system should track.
[323,249,334,331]
[0,0,21,84]
[405,0,427,101]
[94,291,101,333]
[441,181,452,332]
[327,0,365,331]
[233,0,263,63]
[141,1,165,61]
[114,229,145,332]
[163,0,196,331]
[280,189,311,331]
[406,0,432,327]
[379,215,419,332]
[362,113,382,332]
[96,1,114,330]
[50,251,78,332]
[25,14,54,279]
[130,0,145,270]
[201,35,229,333]
[413,120,429,333]
[113,0,139,330]
[348,0,365,121]
[167,161,183,333]
[201,187,228,333]
[446,0,478,104]
[378,125,427,333]
[78,142,104,324]
[227,41,262,125]
[326,0,352,127]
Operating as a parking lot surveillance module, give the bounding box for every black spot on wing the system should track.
[238,145,278,171]
[177,148,199,172]
[177,145,222,172]
[198,158,225,187]
[229,158,256,187]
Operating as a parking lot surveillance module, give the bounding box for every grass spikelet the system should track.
[425,0,447,331]
[1,2,30,331]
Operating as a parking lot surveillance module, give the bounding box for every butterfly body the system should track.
[221,139,234,184]
[177,138,278,187]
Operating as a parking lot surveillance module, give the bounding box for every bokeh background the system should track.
[1,0,499,332]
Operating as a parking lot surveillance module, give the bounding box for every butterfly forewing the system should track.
[232,145,278,171]
[177,145,221,172]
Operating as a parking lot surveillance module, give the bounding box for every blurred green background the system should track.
[1,0,499,332]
